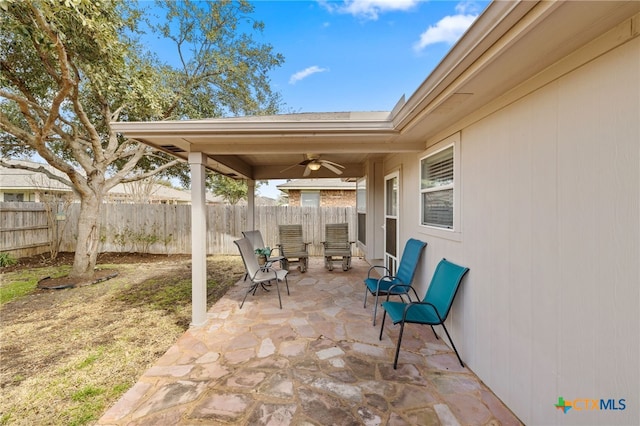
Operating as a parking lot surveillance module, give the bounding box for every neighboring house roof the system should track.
[0,160,222,203]
[277,179,356,193]
[0,160,70,192]
[107,182,222,204]
[236,195,278,206]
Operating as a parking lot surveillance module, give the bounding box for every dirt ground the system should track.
[0,251,243,425]
[5,252,190,289]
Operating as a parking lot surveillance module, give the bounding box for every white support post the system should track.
[189,152,208,326]
[247,180,256,231]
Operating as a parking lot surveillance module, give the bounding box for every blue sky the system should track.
[248,0,489,197]
[145,0,490,197]
[251,0,489,113]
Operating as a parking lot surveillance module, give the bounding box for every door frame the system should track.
[384,170,400,275]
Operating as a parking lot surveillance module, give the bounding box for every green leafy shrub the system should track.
[0,253,17,268]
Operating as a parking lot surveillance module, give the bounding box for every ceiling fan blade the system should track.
[322,162,344,175]
[321,160,345,169]
[279,163,301,173]
[303,164,312,177]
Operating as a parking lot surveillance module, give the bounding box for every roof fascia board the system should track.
[110,117,395,137]
[185,140,423,154]
[392,0,557,131]
[423,8,640,149]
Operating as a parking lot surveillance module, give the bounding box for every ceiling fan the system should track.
[279,154,345,177]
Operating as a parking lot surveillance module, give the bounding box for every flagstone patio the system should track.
[98,257,522,425]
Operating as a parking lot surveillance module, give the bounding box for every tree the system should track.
[207,174,263,205]
[0,0,283,280]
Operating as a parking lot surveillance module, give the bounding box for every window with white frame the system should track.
[420,145,454,229]
[300,191,320,207]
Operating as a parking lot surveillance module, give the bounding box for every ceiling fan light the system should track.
[308,161,321,171]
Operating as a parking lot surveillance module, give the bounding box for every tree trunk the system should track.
[69,193,102,279]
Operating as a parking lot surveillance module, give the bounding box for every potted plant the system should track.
[254,247,271,265]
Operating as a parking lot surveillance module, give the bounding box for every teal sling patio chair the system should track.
[234,237,289,309]
[378,258,469,369]
[364,238,427,325]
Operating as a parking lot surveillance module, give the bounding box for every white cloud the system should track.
[413,13,478,51]
[318,0,419,20]
[289,66,329,85]
[455,1,482,15]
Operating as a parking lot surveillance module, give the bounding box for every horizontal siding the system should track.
[396,37,639,425]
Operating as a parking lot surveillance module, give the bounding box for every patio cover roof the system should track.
[111,1,638,181]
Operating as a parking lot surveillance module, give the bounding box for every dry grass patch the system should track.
[0,254,244,426]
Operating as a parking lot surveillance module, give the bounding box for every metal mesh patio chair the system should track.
[242,230,284,269]
[234,237,289,309]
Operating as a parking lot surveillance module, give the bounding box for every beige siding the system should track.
[391,37,639,424]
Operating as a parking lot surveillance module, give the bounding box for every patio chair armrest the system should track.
[252,266,279,281]
[367,265,391,279]
[403,301,444,323]
[269,246,281,256]
[386,283,420,301]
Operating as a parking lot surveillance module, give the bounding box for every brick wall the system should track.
[320,190,356,207]
[288,191,301,205]
[287,190,355,207]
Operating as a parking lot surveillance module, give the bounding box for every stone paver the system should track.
[98,258,522,425]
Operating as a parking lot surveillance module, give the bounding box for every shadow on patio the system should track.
[99,257,521,425]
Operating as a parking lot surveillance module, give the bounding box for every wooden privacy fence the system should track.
[0,202,52,258]
[36,203,361,257]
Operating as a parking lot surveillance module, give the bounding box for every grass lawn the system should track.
[0,253,244,426]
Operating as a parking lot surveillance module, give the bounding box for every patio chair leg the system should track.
[275,281,282,309]
[430,325,438,339]
[393,321,406,369]
[284,276,290,295]
[372,292,380,326]
[378,310,387,340]
[240,283,257,309]
[440,323,464,367]
[363,287,368,308]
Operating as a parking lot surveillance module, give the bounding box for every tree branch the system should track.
[28,4,76,143]
[117,158,182,184]
[0,158,74,188]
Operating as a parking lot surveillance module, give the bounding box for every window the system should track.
[300,191,319,207]
[4,193,24,202]
[357,178,366,245]
[421,145,454,229]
